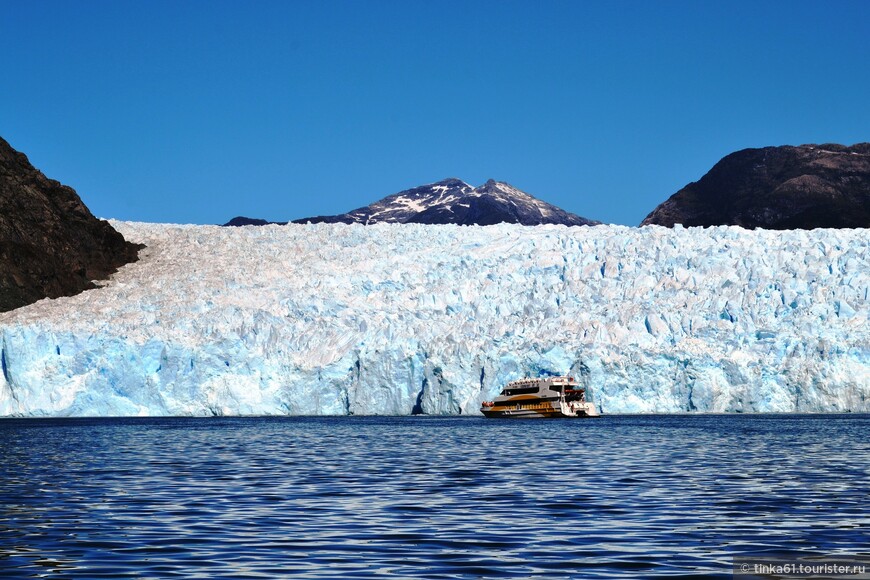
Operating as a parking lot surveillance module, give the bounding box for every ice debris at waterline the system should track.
[0,222,868,416]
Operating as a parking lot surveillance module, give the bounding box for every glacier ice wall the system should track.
[0,222,868,416]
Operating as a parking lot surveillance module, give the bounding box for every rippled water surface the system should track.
[1,415,869,578]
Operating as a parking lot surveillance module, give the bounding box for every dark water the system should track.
[1,415,868,578]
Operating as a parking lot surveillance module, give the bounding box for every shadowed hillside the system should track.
[0,137,142,312]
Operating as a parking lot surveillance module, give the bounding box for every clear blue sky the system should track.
[2,0,869,225]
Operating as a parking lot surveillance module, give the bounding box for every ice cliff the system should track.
[0,222,868,416]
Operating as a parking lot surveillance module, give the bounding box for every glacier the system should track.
[0,221,868,416]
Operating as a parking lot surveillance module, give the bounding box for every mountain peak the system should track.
[433,177,471,188]
[476,179,525,196]
[291,178,599,227]
[642,142,870,229]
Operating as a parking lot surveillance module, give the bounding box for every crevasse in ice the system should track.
[0,221,867,416]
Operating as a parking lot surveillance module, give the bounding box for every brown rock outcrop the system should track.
[0,137,142,312]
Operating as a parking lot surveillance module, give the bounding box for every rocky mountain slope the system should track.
[642,143,870,229]
[221,178,598,227]
[0,137,142,312]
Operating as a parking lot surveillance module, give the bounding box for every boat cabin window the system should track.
[502,386,539,396]
[565,388,586,402]
[549,385,563,392]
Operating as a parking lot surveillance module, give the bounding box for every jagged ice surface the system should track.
[1,222,868,416]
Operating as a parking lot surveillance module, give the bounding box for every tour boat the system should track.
[480,376,599,418]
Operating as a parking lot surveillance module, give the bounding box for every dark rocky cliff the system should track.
[642,144,870,229]
[0,137,142,312]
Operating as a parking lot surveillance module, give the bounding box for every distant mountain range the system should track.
[224,178,599,227]
[643,143,870,229]
[227,144,870,231]
[4,133,869,314]
[223,216,281,227]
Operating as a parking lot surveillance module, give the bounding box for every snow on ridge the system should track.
[391,195,428,213]
[484,181,559,218]
[0,221,868,417]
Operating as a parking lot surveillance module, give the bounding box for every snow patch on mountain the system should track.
[0,222,868,416]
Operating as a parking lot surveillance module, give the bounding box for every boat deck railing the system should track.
[506,376,576,388]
